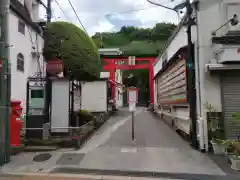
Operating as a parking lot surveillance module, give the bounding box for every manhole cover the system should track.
[57,153,85,165]
[33,153,52,162]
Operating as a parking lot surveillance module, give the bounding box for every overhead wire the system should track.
[67,0,88,35]
[54,0,71,21]
[146,0,177,12]
[105,6,161,17]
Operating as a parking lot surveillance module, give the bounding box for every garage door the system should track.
[221,72,240,140]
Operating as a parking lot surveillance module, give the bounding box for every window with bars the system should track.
[17,53,24,72]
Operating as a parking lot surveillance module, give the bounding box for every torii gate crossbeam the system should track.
[103,57,155,104]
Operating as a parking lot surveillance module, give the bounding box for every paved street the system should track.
[1,108,239,180]
[52,108,231,179]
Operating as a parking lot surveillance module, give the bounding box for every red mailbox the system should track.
[10,100,23,147]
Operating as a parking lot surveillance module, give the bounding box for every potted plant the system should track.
[204,102,226,155]
[228,141,240,171]
[211,131,227,155]
[228,112,240,170]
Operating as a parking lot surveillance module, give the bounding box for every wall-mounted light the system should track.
[212,14,239,36]
[230,14,239,26]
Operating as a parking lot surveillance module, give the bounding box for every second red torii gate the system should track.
[103,57,155,104]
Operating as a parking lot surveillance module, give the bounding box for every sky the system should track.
[39,0,185,36]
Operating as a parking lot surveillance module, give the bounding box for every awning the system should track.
[205,64,240,72]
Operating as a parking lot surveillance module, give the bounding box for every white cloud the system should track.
[39,0,181,36]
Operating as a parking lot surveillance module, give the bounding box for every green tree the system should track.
[43,21,100,81]
[91,22,177,56]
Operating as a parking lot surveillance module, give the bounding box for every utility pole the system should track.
[0,0,11,165]
[47,0,52,23]
[44,0,52,122]
[186,0,198,149]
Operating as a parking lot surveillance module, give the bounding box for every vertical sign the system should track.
[128,87,138,112]
[127,87,138,141]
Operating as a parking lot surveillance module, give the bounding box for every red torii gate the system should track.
[103,56,156,104]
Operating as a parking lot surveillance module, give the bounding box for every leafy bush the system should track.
[232,112,240,140]
[78,110,93,123]
[71,110,93,127]
[43,21,100,81]
[232,142,240,157]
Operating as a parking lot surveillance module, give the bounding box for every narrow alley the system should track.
[52,108,226,179]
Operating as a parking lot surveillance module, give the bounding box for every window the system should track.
[31,89,44,99]
[17,53,24,72]
[18,20,25,35]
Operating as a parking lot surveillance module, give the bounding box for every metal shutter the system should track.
[221,72,240,140]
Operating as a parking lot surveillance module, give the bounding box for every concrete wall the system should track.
[9,10,45,112]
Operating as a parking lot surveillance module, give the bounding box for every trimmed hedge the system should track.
[43,21,100,81]
[71,110,93,127]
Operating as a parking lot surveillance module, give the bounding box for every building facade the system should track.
[154,0,240,151]
[99,48,124,109]
[9,0,45,112]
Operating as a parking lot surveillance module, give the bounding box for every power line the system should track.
[54,0,71,21]
[105,6,161,17]
[67,0,88,34]
[146,0,177,12]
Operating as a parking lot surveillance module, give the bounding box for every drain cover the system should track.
[57,153,85,165]
[33,153,52,162]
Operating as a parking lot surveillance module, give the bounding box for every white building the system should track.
[9,0,45,112]
[99,48,124,109]
[154,0,240,151]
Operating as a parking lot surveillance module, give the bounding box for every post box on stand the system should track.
[10,100,23,147]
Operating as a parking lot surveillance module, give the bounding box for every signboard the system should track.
[128,87,138,103]
[128,56,135,65]
[127,87,138,112]
[29,86,45,108]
